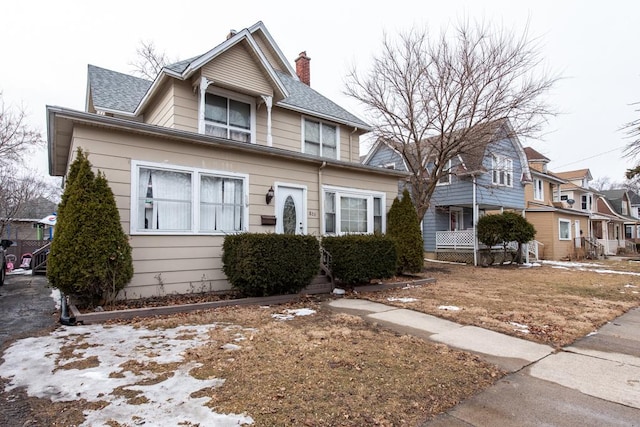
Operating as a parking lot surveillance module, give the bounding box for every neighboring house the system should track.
[555,169,635,256]
[47,21,406,298]
[523,147,591,260]
[1,197,58,241]
[598,189,639,253]
[364,120,531,264]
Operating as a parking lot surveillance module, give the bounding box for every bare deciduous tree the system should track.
[623,103,640,179]
[0,92,58,236]
[0,93,43,168]
[129,41,172,80]
[346,20,558,220]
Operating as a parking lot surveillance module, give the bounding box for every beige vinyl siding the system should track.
[67,124,401,298]
[201,43,274,96]
[339,127,364,163]
[145,81,175,127]
[252,31,287,72]
[172,80,198,131]
[271,108,302,151]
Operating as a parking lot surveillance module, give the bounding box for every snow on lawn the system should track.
[271,308,316,321]
[387,297,418,303]
[542,260,640,276]
[509,321,530,334]
[0,323,254,426]
[438,305,461,311]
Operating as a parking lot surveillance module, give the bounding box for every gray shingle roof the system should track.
[275,70,369,129]
[164,57,198,74]
[88,65,152,113]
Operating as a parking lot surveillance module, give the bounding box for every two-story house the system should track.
[523,148,591,260]
[47,21,406,298]
[364,119,531,265]
[599,189,639,253]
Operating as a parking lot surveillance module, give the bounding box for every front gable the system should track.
[200,42,276,98]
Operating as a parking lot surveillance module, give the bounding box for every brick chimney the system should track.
[295,51,311,86]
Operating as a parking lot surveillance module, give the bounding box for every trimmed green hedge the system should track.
[222,233,320,297]
[322,234,396,285]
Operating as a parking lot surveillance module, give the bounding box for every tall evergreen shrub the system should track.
[48,148,133,307]
[386,189,424,274]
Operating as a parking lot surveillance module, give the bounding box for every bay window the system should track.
[323,187,384,235]
[304,118,338,159]
[133,161,247,234]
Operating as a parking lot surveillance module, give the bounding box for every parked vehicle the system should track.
[1,239,14,286]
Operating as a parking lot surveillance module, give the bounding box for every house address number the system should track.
[308,210,317,218]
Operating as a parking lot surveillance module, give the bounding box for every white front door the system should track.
[276,185,306,235]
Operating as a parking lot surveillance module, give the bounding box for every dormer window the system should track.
[534,178,544,201]
[303,118,338,159]
[204,92,255,143]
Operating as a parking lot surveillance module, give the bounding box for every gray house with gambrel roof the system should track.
[364,120,531,264]
[48,21,406,298]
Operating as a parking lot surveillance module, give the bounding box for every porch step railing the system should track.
[31,242,51,275]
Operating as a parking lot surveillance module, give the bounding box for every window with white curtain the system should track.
[133,162,247,234]
[559,219,571,240]
[323,187,384,235]
[304,118,338,159]
[534,178,544,201]
[204,93,252,143]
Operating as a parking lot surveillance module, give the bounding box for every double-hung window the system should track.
[436,159,452,185]
[304,118,338,159]
[133,161,247,234]
[559,219,571,240]
[534,178,544,201]
[581,194,592,211]
[491,155,513,187]
[204,93,253,143]
[324,187,384,235]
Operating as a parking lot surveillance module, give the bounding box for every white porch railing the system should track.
[435,229,475,250]
[436,230,541,262]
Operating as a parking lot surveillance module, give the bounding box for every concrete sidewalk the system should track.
[327,299,640,426]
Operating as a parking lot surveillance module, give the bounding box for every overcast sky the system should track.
[2,0,638,183]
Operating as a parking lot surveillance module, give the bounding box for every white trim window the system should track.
[492,154,513,187]
[323,186,385,235]
[204,90,255,143]
[581,194,592,211]
[132,161,248,235]
[559,218,571,240]
[303,118,339,159]
[436,159,452,185]
[534,178,544,201]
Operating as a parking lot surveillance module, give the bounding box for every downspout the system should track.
[318,161,327,232]
[473,175,478,266]
[59,293,77,326]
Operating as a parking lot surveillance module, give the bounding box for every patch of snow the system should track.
[509,321,530,334]
[50,288,61,310]
[0,323,254,426]
[542,260,603,268]
[624,284,638,288]
[332,288,346,295]
[387,297,418,303]
[438,305,460,311]
[593,269,640,277]
[586,331,598,337]
[221,343,241,351]
[519,263,541,268]
[271,308,316,321]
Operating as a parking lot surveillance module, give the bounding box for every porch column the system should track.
[261,95,273,146]
[473,175,478,266]
[198,76,213,134]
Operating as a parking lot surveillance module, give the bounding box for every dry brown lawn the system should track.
[363,258,640,348]
[4,258,639,426]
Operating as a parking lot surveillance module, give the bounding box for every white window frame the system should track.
[491,154,513,187]
[534,178,544,201]
[581,194,592,211]
[322,185,385,235]
[302,117,340,160]
[203,87,256,144]
[130,160,249,235]
[559,218,571,241]
[436,159,452,186]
